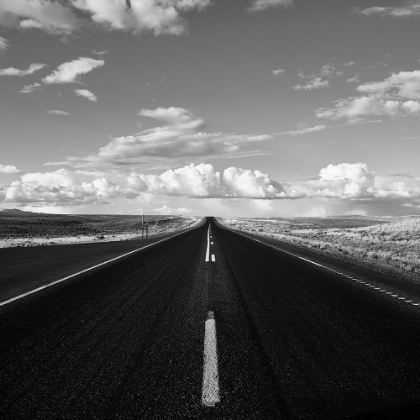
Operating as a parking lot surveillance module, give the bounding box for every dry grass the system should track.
[0,212,201,248]
[220,216,420,275]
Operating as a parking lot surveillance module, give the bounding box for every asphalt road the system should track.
[2,217,420,419]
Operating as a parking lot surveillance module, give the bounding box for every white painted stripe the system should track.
[0,222,204,308]
[206,225,210,262]
[218,221,420,310]
[202,311,220,407]
[211,254,215,262]
[211,242,214,245]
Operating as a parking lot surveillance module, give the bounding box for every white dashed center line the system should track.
[202,311,220,407]
[205,225,210,262]
[211,254,215,262]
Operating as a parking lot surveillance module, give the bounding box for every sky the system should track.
[0,0,420,217]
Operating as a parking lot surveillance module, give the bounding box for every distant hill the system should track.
[0,208,38,216]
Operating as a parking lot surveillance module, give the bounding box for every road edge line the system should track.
[0,219,206,308]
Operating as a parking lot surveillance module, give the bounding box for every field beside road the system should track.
[0,209,201,248]
[219,216,420,280]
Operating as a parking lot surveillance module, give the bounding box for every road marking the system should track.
[206,225,210,262]
[211,242,214,245]
[202,311,220,407]
[211,254,215,262]
[0,221,207,309]
[221,222,420,310]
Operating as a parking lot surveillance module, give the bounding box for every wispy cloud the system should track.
[47,110,69,116]
[48,107,273,169]
[0,0,77,34]
[294,77,330,91]
[0,63,46,77]
[248,0,294,12]
[355,3,420,18]
[293,63,345,90]
[279,124,327,136]
[42,57,104,84]
[316,70,420,122]
[0,36,9,53]
[19,82,42,93]
[272,68,285,76]
[75,89,98,102]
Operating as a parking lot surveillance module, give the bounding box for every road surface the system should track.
[2,217,420,419]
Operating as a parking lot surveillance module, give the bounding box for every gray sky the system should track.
[0,0,420,217]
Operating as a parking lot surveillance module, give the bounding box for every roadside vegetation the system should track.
[219,216,420,276]
[0,209,201,248]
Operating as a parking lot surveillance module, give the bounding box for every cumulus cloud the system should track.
[248,0,294,12]
[42,57,104,84]
[19,82,42,93]
[355,3,420,18]
[294,77,330,91]
[52,107,273,168]
[47,110,69,116]
[3,169,125,206]
[0,63,45,76]
[282,163,420,202]
[0,164,22,174]
[0,0,210,36]
[0,36,9,52]
[127,163,285,199]
[317,70,420,122]
[75,88,97,102]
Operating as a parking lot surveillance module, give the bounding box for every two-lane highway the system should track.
[2,217,420,418]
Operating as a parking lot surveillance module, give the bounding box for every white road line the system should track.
[0,223,203,308]
[219,222,420,310]
[211,254,215,262]
[206,225,210,262]
[211,242,214,245]
[202,311,220,407]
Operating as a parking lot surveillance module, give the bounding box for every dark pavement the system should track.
[2,217,420,419]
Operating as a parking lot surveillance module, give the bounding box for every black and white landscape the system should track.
[1,0,420,418]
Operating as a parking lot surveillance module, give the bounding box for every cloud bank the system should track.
[2,163,420,209]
